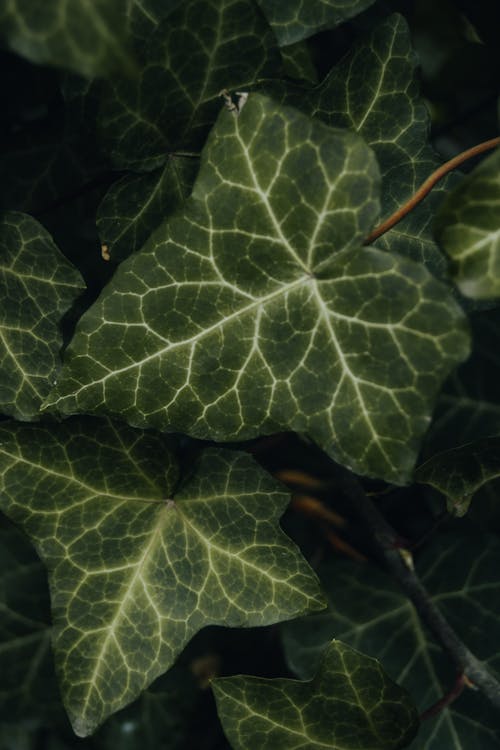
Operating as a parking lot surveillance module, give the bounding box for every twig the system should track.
[364,137,500,245]
[420,673,468,721]
[340,470,500,711]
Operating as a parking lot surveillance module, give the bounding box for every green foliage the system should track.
[0,212,84,419]
[417,437,500,516]
[257,0,377,45]
[1,1,500,748]
[282,535,500,748]
[0,418,323,734]
[0,0,135,77]
[213,640,418,749]
[46,94,469,483]
[435,148,500,299]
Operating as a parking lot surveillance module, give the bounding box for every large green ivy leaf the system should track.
[416,437,500,517]
[282,535,500,749]
[256,0,377,46]
[274,13,454,275]
[0,520,61,726]
[434,148,500,299]
[0,212,84,420]
[96,156,198,264]
[0,0,135,78]
[0,418,324,736]
[47,94,470,483]
[98,0,282,171]
[213,639,419,749]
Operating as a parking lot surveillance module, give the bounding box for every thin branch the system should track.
[364,137,500,245]
[420,673,468,721]
[339,470,500,711]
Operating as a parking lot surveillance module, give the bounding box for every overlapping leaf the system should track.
[274,13,455,274]
[282,535,500,749]
[417,437,500,516]
[47,94,469,483]
[280,41,318,85]
[0,0,134,78]
[96,156,198,264]
[0,417,324,736]
[213,639,418,749]
[0,212,84,419]
[98,0,282,170]
[434,148,500,299]
[256,0,377,46]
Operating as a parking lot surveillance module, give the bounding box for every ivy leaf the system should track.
[98,0,282,170]
[425,309,500,456]
[0,0,135,78]
[47,94,469,483]
[434,148,500,299]
[0,418,324,736]
[274,13,453,275]
[256,0,377,46]
[0,212,85,420]
[213,639,419,749]
[282,535,500,749]
[0,520,61,726]
[96,156,198,264]
[416,437,500,517]
[279,15,436,218]
[280,41,318,85]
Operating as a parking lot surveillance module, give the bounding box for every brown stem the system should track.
[338,470,500,712]
[420,673,468,721]
[364,137,500,245]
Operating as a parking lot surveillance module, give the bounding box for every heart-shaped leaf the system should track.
[0,418,324,735]
[0,212,84,419]
[213,639,419,749]
[47,94,470,483]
